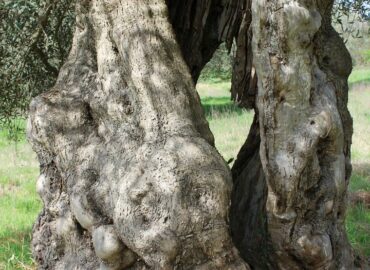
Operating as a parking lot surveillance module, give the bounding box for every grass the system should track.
[0,67,369,268]
[349,66,370,86]
[0,124,40,270]
[346,204,370,257]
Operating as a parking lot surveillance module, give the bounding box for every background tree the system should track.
[0,0,74,139]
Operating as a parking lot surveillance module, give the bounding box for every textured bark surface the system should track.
[230,115,275,269]
[28,1,248,269]
[167,0,246,83]
[230,0,359,269]
[230,0,257,109]
[28,0,363,269]
[227,2,272,265]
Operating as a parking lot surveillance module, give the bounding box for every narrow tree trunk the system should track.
[28,1,248,269]
[231,0,360,269]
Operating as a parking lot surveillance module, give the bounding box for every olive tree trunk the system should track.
[230,0,363,269]
[28,0,248,269]
[28,0,363,269]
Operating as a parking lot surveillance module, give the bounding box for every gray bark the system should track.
[230,0,366,269]
[28,0,248,269]
[167,0,246,83]
[255,2,353,268]
[28,0,365,269]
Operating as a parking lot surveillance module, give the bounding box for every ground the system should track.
[0,68,369,270]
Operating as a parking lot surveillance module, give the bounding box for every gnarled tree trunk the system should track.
[28,0,247,269]
[28,0,363,269]
[254,1,354,268]
[230,0,362,269]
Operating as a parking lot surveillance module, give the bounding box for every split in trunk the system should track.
[28,0,364,269]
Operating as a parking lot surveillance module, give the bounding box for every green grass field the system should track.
[0,130,39,269]
[349,67,370,86]
[0,67,369,269]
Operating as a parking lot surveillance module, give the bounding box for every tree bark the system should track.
[28,1,248,269]
[28,0,364,269]
[230,115,276,269]
[231,0,362,269]
[167,0,246,83]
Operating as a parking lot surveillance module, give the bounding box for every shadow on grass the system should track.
[201,97,245,118]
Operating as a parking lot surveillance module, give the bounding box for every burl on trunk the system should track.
[28,0,361,269]
[28,0,247,269]
[231,0,358,269]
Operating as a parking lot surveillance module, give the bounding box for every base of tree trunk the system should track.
[28,0,248,269]
[28,0,367,269]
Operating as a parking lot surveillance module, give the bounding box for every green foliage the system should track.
[335,0,370,20]
[350,173,370,192]
[199,44,233,82]
[0,119,26,143]
[0,0,74,131]
[334,0,370,36]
